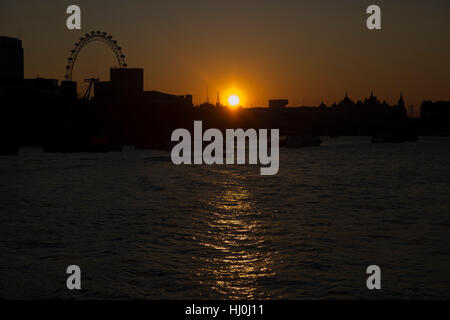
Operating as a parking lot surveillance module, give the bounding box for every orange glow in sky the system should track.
[1,1,449,109]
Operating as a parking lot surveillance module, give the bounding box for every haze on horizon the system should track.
[1,0,449,110]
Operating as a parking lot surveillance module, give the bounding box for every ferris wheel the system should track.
[64,30,127,81]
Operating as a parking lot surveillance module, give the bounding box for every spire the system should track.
[398,92,405,108]
[343,92,351,102]
[340,92,354,106]
[216,92,221,107]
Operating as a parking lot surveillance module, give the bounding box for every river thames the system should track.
[1,137,449,299]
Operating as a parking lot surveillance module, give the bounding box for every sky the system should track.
[1,0,449,109]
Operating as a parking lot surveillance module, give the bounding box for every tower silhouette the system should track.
[0,36,24,81]
[398,92,405,109]
[216,92,221,107]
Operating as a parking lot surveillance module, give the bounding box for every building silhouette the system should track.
[110,68,143,97]
[269,99,288,109]
[61,80,78,101]
[0,36,24,82]
[94,67,192,107]
[421,100,450,134]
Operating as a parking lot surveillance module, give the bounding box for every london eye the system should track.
[64,30,127,81]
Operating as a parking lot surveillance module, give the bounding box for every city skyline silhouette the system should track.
[2,31,450,154]
[1,0,450,109]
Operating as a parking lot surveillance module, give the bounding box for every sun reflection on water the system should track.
[193,180,277,299]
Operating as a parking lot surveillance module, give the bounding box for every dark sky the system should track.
[1,0,449,108]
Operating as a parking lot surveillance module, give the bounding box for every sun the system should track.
[228,94,240,107]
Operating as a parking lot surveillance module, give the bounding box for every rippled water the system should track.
[1,137,449,299]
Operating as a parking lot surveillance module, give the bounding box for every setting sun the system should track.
[228,94,240,107]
